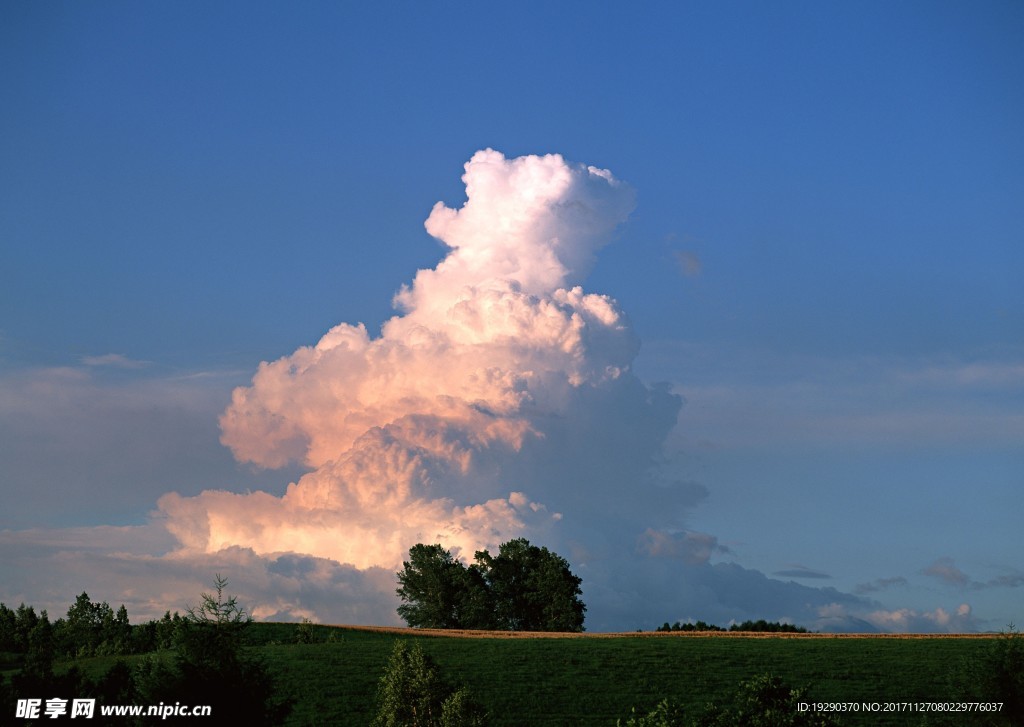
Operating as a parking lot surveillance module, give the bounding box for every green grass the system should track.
[22,626,997,726]
[251,627,995,726]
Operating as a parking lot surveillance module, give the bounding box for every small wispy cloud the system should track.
[81,353,149,369]
[673,250,703,278]
[895,360,1024,389]
[639,342,1024,450]
[984,573,1024,589]
[921,559,1024,591]
[863,560,1024,594]
[854,576,908,594]
[923,557,971,587]
[773,564,831,580]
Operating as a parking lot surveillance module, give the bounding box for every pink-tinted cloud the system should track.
[161,150,644,574]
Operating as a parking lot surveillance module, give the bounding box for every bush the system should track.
[621,673,841,727]
[947,625,1024,726]
[697,673,842,726]
[618,698,688,726]
[372,640,487,727]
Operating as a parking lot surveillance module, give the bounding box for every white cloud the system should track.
[862,603,978,633]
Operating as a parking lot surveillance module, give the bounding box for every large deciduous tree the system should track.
[396,544,492,630]
[395,538,585,632]
[477,538,586,632]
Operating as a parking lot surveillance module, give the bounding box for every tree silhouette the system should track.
[396,545,492,629]
[396,539,585,632]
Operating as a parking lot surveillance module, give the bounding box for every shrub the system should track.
[372,640,487,727]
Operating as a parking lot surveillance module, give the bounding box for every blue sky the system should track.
[1,1,1021,632]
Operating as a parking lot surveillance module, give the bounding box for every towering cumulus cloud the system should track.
[158,150,687,621]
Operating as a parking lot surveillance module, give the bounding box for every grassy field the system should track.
[244,625,998,726]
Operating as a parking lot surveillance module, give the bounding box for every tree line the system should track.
[655,619,809,634]
[0,576,291,725]
[0,596,188,662]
